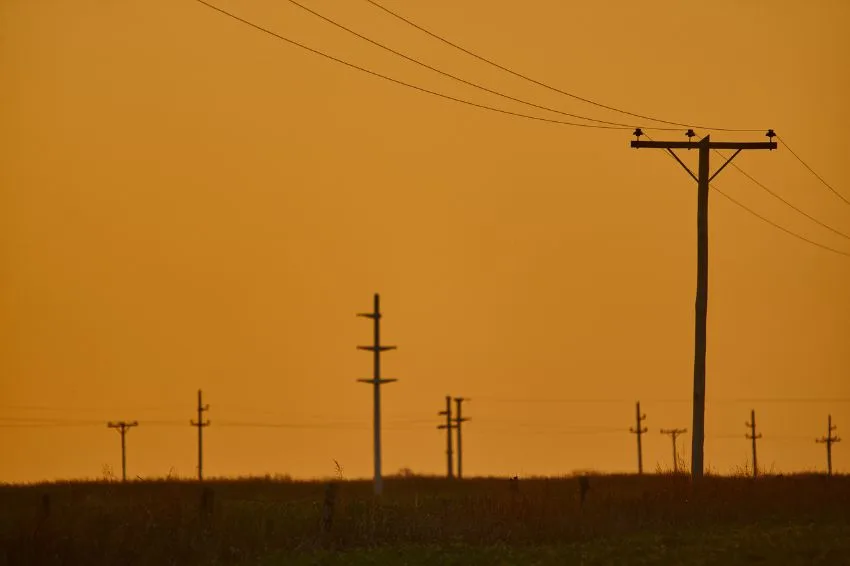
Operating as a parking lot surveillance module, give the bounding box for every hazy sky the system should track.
[1,0,848,482]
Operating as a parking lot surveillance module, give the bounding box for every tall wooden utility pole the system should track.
[816,415,840,476]
[190,389,210,481]
[745,409,762,478]
[454,397,470,479]
[629,401,648,474]
[357,293,397,496]
[660,428,687,473]
[107,420,138,482]
[437,396,454,479]
[631,129,776,479]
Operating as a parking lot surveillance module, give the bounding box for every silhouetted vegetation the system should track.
[0,474,847,565]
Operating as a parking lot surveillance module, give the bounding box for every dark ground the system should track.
[1,474,848,565]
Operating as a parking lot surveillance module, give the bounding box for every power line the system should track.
[475,421,630,432]
[711,181,850,259]
[731,398,850,404]
[193,0,630,130]
[215,420,370,429]
[198,1,848,262]
[470,396,850,404]
[197,0,848,260]
[471,396,636,404]
[0,404,184,413]
[473,427,626,436]
[0,417,107,426]
[644,133,850,259]
[362,0,762,133]
[0,414,435,429]
[778,136,850,206]
[284,0,675,130]
[0,422,102,428]
[720,152,850,242]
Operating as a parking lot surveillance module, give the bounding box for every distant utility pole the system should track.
[107,420,139,482]
[454,397,470,479]
[629,401,648,474]
[357,293,397,496]
[660,428,688,473]
[190,389,210,481]
[816,415,840,477]
[437,396,454,479]
[745,409,762,478]
[631,129,776,480]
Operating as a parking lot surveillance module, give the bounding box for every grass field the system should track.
[1,473,848,565]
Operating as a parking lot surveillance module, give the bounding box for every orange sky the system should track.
[1,0,848,483]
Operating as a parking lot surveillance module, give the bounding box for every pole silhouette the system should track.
[745,409,762,478]
[660,428,687,473]
[816,415,840,476]
[631,129,777,479]
[437,396,454,479]
[190,389,210,481]
[107,420,138,482]
[629,401,648,474]
[454,397,470,479]
[357,293,397,496]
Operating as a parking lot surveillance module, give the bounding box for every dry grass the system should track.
[0,473,847,565]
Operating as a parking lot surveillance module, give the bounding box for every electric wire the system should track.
[778,135,850,206]
[720,152,850,242]
[689,125,850,244]
[476,427,626,436]
[216,420,369,429]
[643,134,850,258]
[194,0,631,129]
[214,419,432,430]
[710,182,850,258]
[0,423,102,428]
[472,396,850,404]
[284,0,678,130]
[362,0,763,133]
[0,417,104,427]
[195,2,846,258]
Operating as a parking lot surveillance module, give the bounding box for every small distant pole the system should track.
[816,415,840,477]
[660,428,688,473]
[437,396,454,479]
[745,409,762,478]
[357,293,397,496]
[107,420,139,482]
[629,401,648,474]
[190,389,211,481]
[454,397,470,479]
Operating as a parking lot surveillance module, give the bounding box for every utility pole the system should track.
[107,420,138,482]
[745,409,762,478]
[454,397,470,479]
[816,415,840,476]
[437,396,454,479]
[190,389,210,481]
[631,129,776,480]
[357,293,397,496]
[660,428,688,473]
[629,401,648,474]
